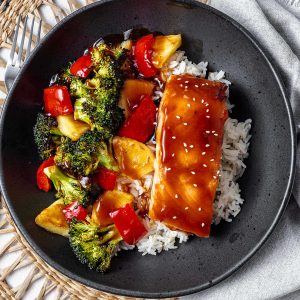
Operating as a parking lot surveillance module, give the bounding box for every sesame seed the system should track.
[185,148,188,153]
[153,122,157,125]
[183,142,187,147]
[195,84,199,88]
[206,115,211,119]
[201,99,205,103]
[183,122,188,126]
[183,95,189,99]
[205,144,210,148]
[161,207,165,212]
[189,145,194,148]
[202,151,206,155]
[191,171,196,175]
[187,103,191,108]
[201,222,205,227]
[212,130,216,133]
[172,153,175,157]
[205,103,209,107]
[185,81,189,83]
[177,77,182,81]
[185,207,189,210]
[175,194,179,199]
[213,176,217,179]
[172,136,176,139]
[214,133,219,136]
[198,207,202,211]
[193,183,198,187]
[192,97,196,102]
[185,86,188,89]
[210,158,215,162]
[180,84,183,87]
[176,115,181,119]
[206,109,209,113]
[217,170,220,175]
[203,164,207,168]
[166,167,172,171]
[173,216,177,219]
[205,130,210,134]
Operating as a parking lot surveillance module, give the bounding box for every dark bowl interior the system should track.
[0,0,295,298]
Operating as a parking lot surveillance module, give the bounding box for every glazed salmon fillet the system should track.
[149,74,228,237]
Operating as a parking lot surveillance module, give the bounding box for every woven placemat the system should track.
[0,0,208,298]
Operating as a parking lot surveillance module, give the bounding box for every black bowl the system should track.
[0,0,296,298]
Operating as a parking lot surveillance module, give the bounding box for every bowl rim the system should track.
[0,0,296,298]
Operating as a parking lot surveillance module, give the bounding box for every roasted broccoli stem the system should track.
[69,220,121,272]
[54,130,119,177]
[43,165,88,206]
[33,113,63,160]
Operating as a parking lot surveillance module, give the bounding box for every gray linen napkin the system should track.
[183,0,300,299]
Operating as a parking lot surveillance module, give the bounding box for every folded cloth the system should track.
[183,0,300,299]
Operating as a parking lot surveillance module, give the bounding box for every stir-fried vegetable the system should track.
[91,190,134,226]
[113,136,155,179]
[70,54,93,78]
[36,156,55,192]
[95,167,118,191]
[43,165,89,205]
[110,204,147,245]
[69,220,121,272]
[44,85,74,116]
[134,34,157,77]
[34,31,183,272]
[62,200,88,222]
[119,95,156,143]
[54,131,118,177]
[33,113,62,160]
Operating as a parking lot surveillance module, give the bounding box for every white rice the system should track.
[213,118,252,224]
[118,51,252,255]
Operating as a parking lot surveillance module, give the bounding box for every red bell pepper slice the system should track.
[62,200,88,222]
[109,204,147,245]
[134,34,157,78]
[36,156,55,192]
[44,85,73,117]
[70,54,93,78]
[118,95,156,143]
[96,167,118,191]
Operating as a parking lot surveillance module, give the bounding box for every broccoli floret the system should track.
[92,44,124,86]
[33,113,63,160]
[74,97,124,138]
[43,165,88,205]
[70,78,90,98]
[70,44,125,136]
[55,131,119,177]
[69,220,121,272]
[97,138,119,171]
